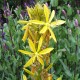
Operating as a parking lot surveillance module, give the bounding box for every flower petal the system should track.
[37,56,44,66]
[22,28,28,42]
[51,20,66,27]
[18,50,32,56]
[28,38,36,52]
[37,36,44,52]
[28,30,35,41]
[48,27,57,42]
[30,20,45,25]
[46,63,53,71]
[44,4,50,22]
[22,24,28,30]
[23,74,27,80]
[40,26,48,33]
[27,6,32,19]
[49,10,55,23]
[24,56,35,68]
[17,20,28,24]
[39,48,54,54]
[57,76,62,80]
[23,68,34,76]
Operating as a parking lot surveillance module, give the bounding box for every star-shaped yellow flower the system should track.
[17,20,35,42]
[18,36,54,68]
[29,4,66,42]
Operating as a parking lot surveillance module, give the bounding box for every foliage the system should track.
[0,0,80,80]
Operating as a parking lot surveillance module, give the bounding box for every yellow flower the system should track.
[18,20,35,42]
[29,4,66,42]
[18,36,54,68]
[23,74,27,80]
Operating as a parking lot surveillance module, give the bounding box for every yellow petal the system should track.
[22,29,28,42]
[27,6,32,19]
[40,26,48,33]
[51,20,66,27]
[48,74,52,80]
[28,38,36,52]
[22,25,28,30]
[49,10,55,23]
[37,56,44,66]
[23,74,27,80]
[28,29,35,41]
[57,76,62,80]
[30,20,45,25]
[44,4,50,22]
[48,27,57,42]
[46,63,53,71]
[37,36,44,52]
[17,20,28,24]
[39,48,54,54]
[24,56,35,68]
[18,50,32,56]
[23,68,34,76]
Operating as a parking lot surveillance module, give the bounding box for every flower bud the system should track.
[62,10,66,16]
[77,10,80,14]
[74,19,79,27]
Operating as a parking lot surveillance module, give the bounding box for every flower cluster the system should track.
[18,3,65,80]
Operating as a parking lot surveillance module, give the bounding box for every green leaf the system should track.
[59,59,72,78]
[50,0,58,7]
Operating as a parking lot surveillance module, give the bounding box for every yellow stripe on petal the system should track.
[22,29,28,42]
[37,56,44,66]
[28,38,36,53]
[17,20,28,24]
[48,27,57,42]
[44,4,50,22]
[23,74,27,80]
[49,10,55,23]
[23,68,34,76]
[40,26,48,34]
[30,20,45,25]
[37,36,44,52]
[18,50,32,56]
[51,20,66,27]
[39,48,54,54]
[24,56,35,68]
